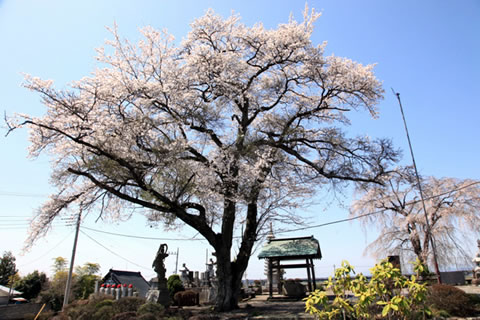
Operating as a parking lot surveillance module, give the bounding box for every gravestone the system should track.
[180,263,190,286]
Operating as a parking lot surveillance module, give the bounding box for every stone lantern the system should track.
[472,240,480,285]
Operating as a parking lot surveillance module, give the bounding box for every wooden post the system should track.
[306,259,312,292]
[310,259,317,290]
[268,258,273,298]
[276,259,282,294]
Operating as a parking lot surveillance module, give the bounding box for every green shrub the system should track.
[427,284,475,317]
[111,311,137,320]
[93,305,115,320]
[66,295,114,320]
[95,298,114,309]
[431,308,451,319]
[305,259,431,319]
[137,302,165,316]
[113,296,145,313]
[469,292,480,305]
[136,312,158,320]
[38,289,64,311]
[167,274,184,299]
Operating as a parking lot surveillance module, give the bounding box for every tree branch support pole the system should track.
[63,211,82,309]
[393,90,442,284]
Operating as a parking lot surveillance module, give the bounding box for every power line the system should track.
[80,229,152,271]
[19,233,73,267]
[0,191,47,198]
[80,180,479,240]
[274,180,480,235]
[0,223,69,227]
[81,226,207,241]
[0,215,32,218]
[5,180,478,240]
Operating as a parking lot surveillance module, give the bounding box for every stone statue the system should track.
[153,243,169,279]
[180,263,190,286]
[151,243,170,306]
[206,258,216,282]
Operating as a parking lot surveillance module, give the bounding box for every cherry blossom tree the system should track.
[8,7,398,310]
[351,166,480,269]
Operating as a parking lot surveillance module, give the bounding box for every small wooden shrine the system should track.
[258,235,322,297]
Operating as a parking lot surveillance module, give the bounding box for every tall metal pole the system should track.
[393,91,442,283]
[175,247,179,274]
[63,212,82,309]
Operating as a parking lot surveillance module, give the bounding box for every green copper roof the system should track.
[258,236,322,259]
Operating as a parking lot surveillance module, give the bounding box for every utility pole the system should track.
[393,90,442,284]
[175,247,179,275]
[63,211,82,309]
[205,249,208,272]
[168,247,180,274]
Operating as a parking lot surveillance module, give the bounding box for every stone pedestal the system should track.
[153,243,171,306]
[157,280,170,306]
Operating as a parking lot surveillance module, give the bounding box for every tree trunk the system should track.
[213,248,245,311]
[212,201,258,311]
[410,231,426,266]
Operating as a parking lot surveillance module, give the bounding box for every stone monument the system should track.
[472,240,480,285]
[180,263,190,286]
[206,258,216,284]
[152,243,171,306]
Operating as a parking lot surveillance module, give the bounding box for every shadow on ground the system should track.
[186,295,314,320]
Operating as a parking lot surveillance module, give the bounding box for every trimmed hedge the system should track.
[427,284,475,317]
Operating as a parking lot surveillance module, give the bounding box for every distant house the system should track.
[102,269,151,298]
[0,285,23,304]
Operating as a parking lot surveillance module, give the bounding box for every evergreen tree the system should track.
[0,251,18,286]
[14,270,47,300]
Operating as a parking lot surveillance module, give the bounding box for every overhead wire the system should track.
[0,191,47,198]
[81,226,207,241]
[2,181,479,239]
[77,180,480,240]
[0,216,32,218]
[80,229,152,271]
[18,232,73,267]
[273,180,480,235]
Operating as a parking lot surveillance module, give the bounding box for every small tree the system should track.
[9,7,399,311]
[52,256,68,274]
[0,251,18,286]
[167,274,184,299]
[39,257,77,311]
[14,270,47,300]
[351,166,480,267]
[304,259,430,319]
[74,262,101,299]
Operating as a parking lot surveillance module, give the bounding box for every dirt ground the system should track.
[184,286,480,320]
[185,294,314,319]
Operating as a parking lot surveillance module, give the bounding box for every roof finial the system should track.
[267,222,275,241]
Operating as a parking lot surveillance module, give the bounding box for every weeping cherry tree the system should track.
[351,166,480,269]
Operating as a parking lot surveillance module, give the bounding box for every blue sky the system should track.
[0,0,479,280]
